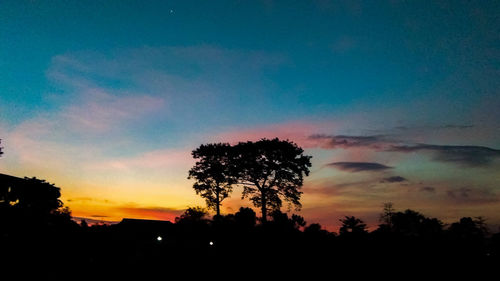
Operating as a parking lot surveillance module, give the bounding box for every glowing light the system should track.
[157,236,162,241]
[209,241,214,246]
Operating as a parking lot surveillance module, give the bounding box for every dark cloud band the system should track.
[389,144,500,167]
[309,133,500,167]
[380,176,407,183]
[327,162,392,172]
[309,134,388,149]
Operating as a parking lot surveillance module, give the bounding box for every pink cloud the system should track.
[212,120,338,148]
[209,121,388,166]
[62,90,166,133]
[3,118,81,168]
[0,90,167,177]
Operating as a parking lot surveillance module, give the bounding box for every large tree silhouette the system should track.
[188,143,237,217]
[233,138,311,222]
[0,176,63,214]
[390,209,443,237]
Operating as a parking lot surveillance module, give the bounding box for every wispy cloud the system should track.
[308,132,500,168]
[445,187,499,204]
[389,144,500,167]
[83,148,194,175]
[214,121,337,148]
[72,217,119,226]
[394,124,475,131]
[61,90,165,133]
[420,186,436,193]
[309,134,391,149]
[380,176,407,183]
[326,162,393,172]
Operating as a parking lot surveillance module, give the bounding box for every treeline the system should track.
[1,175,500,275]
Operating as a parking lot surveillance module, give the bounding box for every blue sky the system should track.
[1,0,499,230]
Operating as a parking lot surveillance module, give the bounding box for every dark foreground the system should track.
[3,209,500,278]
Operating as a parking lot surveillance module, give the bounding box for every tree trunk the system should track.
[261,194,267,223]
[216,186,220,217]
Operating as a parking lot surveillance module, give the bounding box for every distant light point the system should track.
[209,241,214,246]
[157,236,162,241]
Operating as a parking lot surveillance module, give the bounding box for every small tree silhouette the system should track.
[233,138,311,222]
[339,216,368,236]
[0,139,3,157]
[304,223,333,239]
[379,202,395,229]
[304,223,323,234]
[234,207,257,228]
[175,206,209,224]
[188,143,237,217]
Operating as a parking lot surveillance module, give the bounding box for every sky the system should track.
[1,0,499,231]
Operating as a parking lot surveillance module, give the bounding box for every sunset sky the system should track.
[1,0,499,231]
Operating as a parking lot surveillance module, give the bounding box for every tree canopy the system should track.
[188,143,237,216]
[175,206,209,224]
[233,138,312,222]
[339,216,368,236]
[0,176,63,215]
[188,138,312,222]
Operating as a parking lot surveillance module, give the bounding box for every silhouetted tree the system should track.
[188,143,237,217]
[446,217,489,257]
[268,210,305,231]
[304,223,323,234]
[1,177,63,214]
[80,219,89,228]
[175,206,209,223]
[390,209,443,237]
[233,138,312,222]
[304,223,333,239]
[339,216,368,236]
[473,216,488,236]
[0,139,3,157]
[234,207,257,228]
[379,202,395,229]
[448,217,487,239]
[291,214,306,230]
[0,173,77,269]
[270,210,292,227]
